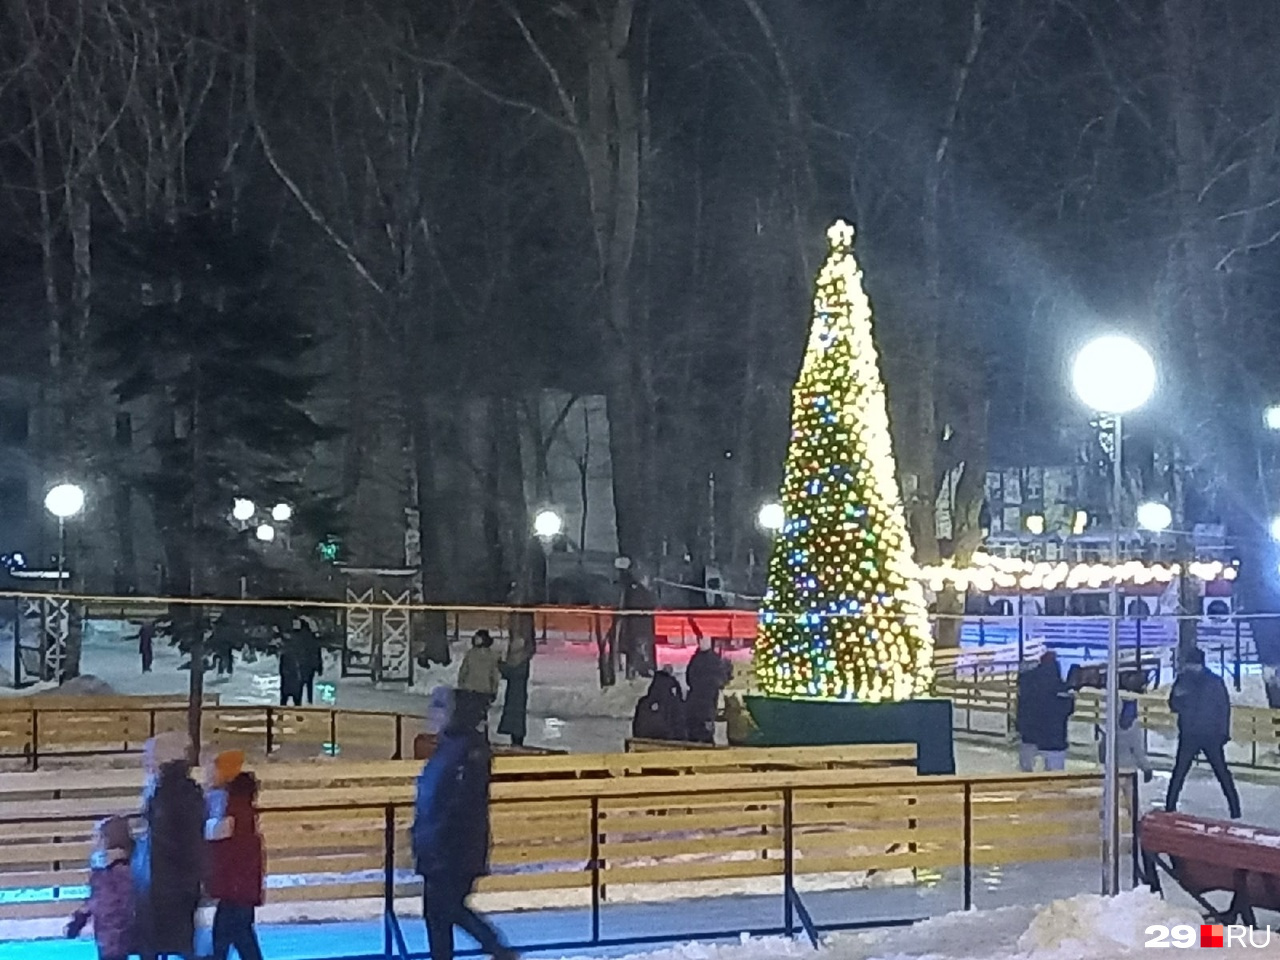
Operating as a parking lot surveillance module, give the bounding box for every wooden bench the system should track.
[625,737,721,752]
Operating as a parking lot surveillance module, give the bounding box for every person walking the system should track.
[295,617,323,705]
[278,639,303,708]
[1099,672,1153,783]
[497,627,534,748]
[133,733,206,960]
[1016,651,1075,772]
[685,638,731,744]
[458,630,502,705]
[66,815,137,960]
[139,621,155,674]
[411,691,515,960]
[208,772,265,960]
[1164,647,1241,818]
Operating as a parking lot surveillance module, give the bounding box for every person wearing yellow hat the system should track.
[205,750,246,842]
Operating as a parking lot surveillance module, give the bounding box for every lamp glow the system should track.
[44,484,85,519]
[1025,514,1045,535]
[757,502,785,533]
[1266,406,1280,431]
[232,498,255,522]
[533,509,563,540]
[1136,501,1173,533]
[255,524,276,543]
[271,503,293,523]
[1071,335,1156,414]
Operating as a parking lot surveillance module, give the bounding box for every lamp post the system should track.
[1071,334,1156,896]
[757,502,785,535]
[533,509,563,605]
[44,483,86,593]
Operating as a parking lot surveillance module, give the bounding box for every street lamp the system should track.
[1137,501,1173,533]
[1071,333,1156,897]
[232,498,255,522]
[271,503,293,523]
[757,502,785,534]
[44,483,85,592]
[532,509,563,605]
[1266,406,1280,431]
[255,524,275,543]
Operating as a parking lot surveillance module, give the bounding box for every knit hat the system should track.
[212,749,245,787]
[98,815,134,854]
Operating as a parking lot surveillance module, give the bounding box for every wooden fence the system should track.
[0,756,1125,926]
[937,674,1280,770]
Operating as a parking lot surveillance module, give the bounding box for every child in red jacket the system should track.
[208,771,265,960]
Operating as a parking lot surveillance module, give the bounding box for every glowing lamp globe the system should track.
[1266,406,1280,431]
[757,502,785,533]
[45,483,85,519]
[533,509,563,540]
[271,503,293,523]
[1270,516,1280,542]
[1136,502,1172,533]
[1071,335,1156,414]
[255,524,276,543]
[232,498,256,522]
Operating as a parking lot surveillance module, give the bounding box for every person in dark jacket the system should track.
[294,617,323,705]
[685,638,731,743]
[278,639,303,707]
[631,668,686,742]
[208,772,265,960]
[134,735,205,960]
[1016,652,1075,771]
[67,815,136,960]
[411,690,514,960]
[1164,647,1241,818]
[497,623,535,747]
[139,621,155,674]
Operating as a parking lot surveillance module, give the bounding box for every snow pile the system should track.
[1014,888,1201,957]
[41,675,116,696]
[528,676,649,719]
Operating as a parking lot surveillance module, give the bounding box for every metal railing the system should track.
[0,771,1137,959]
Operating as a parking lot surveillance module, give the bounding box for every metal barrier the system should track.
[0,769,1134,958]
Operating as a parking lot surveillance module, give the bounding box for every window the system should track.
[0,478,28,519]
[0,403,29,445]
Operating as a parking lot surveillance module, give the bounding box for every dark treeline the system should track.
[2,0,1280,608]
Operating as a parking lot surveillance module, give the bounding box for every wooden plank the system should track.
[601,858,779,885]
[601,833,782,861]
[0,842,95,865]
[0,868,88,889]
[475,870,592,894]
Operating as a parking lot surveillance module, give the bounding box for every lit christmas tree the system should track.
[755,221,934,702]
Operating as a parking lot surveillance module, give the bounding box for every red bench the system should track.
[1139,811,1280,926]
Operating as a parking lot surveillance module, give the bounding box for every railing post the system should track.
[265,706,274,756]
[394,714,403,761]
[329,709,337,756]
[1234,619,1242,692]
[148,708,157,740]
[384,804,395,958]
[783,787,795,937]
[1129,771,1140,889]
[590,796,601,944]
[962,782,973,911]
[30,708,38,771]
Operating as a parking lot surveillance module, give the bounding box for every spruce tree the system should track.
[755,221,934,701]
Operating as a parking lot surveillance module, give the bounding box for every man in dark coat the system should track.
[1165,647,1241,818]
[278,639,303,707]
[498,620,535,748]
[1016,652,1075,771]
[411,690,514,960]
[631,668,686,742]
[134,734,205,960]
[139,621,155,674]
[685,638,731,744]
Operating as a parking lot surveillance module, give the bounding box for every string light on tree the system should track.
[755,220,934,702]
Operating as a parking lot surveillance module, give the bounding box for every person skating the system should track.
[278,638,303,707]
[685,637,731,744]
[133,733,206,960]
[208,771,265,960]
[294,616,323,705]
[1016,651,1075,772]
[458,630,502,704]
[1165,647,1241,818]
[411,690,515,960]
[631,668,686,742]
[139,621,155,674]
[497,626,535,748]
[66,815,137,960]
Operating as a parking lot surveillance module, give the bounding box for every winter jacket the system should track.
[1015,661,1075,752]
[497,658,530,741]
[209,774,265,907]
[133,761,206,958]
[631,673,686,742]
[410,728,492,882]
[458,646,502,700]
[68,851,136,959]
[685,649,731,726]
[1169,666,1232,743]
